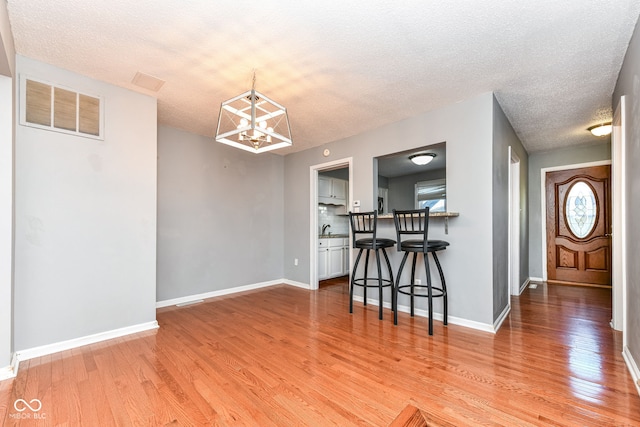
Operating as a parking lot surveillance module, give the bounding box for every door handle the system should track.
[605,233,612,237]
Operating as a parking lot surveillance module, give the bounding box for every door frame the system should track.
[309,157,353,290]
[611,96,627,334]
[540,160,612,282]
[508,147,521,296]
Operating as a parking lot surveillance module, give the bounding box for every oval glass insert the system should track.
[565,181,597,238]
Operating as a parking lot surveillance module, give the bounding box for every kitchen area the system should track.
[317,167,350,281]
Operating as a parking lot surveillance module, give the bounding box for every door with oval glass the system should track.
[546,165,611,286]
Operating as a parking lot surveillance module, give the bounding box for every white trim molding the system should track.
[282,279,311,290]
[352,295,496,333]
[0,353,18,381]
[518,278,531,295]
[622,346,640,397]
[16,321,159,362]
[156,279,311,308]
[493,304,511,332]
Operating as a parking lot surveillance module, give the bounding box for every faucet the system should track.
[321,224,331,235]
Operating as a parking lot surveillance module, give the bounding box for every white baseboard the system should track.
[0,352,18,381]
[282,279,311,290]
[156,279,285,308]
[493,304,511,332]
[518,278,530,295]
[157,279,311,308]
[16,321,159,362]
[622,345,640,397]
[352,295,495,333]
[529,276,544,283]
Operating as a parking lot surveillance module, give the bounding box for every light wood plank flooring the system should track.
[1,281,639,426]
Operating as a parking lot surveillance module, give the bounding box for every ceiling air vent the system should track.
[132,72,165,92]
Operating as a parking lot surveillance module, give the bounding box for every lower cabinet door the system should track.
[328,247,344,278]
[343,245,349,275]
[318,248,329,280]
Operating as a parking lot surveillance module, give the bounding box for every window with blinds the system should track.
[415,179,446,212]
[21,76,103,139]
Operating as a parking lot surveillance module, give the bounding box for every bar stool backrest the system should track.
[392,208,430,249]
[349,211,378,247]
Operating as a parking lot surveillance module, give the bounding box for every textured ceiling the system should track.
[6,1,640,155]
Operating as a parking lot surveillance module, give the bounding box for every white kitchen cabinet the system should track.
[318,238,329,280]
[318,237,349,280]
[328,246,344,277]
[318,176,347,206]
[343,242,350,275]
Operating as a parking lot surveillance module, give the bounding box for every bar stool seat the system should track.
[349,211,396,320]
[393,208,449,335]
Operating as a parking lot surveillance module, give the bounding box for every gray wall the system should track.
[386,169,446,211]
[284,93,498,327]
[613,16,640,379]
[492,95,529,322]
[156,126,285,302]
[527,143,611,279]
[0,0,15,373]
[14,56,158,350]
[0,74,12,370]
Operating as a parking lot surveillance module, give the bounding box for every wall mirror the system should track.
[375,142,446,215]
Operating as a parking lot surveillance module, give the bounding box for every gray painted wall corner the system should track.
[613,14,640,379]
[491,95,529,322]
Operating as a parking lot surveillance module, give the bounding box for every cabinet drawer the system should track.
[329,238,345,248]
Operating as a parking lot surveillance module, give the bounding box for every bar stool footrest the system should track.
[396,284,446,298]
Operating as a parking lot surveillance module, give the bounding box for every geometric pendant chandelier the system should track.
[215,72,293,153]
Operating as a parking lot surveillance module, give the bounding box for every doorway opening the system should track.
[309,158,353,290]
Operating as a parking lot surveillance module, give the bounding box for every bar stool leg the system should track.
[410,253,417,317]
[363,250,370,306]
[424,253,433,335]
[432,252,448,326]
[350,248,364,314]
[382,248,395,312]
[375,249,384,319]
[394,252,409,325]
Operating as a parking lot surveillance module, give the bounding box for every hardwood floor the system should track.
[1,281,639,426]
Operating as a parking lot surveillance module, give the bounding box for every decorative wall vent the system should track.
[20,76,103,140]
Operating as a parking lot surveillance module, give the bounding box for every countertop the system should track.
[318,234,348,239]
[377,212,459,219]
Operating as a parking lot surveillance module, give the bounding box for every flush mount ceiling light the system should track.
[409,153,436,165]
[588,122,612,137]
[215,71,292,154]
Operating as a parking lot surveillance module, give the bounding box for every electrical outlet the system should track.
[294,258,298,266]
[415,279,422,285]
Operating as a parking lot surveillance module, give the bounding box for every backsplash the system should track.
[318,204,349,235]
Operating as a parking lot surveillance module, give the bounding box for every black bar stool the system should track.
[392,208,450,335]
[348,211,396,320]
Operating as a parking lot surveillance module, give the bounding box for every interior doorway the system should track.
[309,157,353,290]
